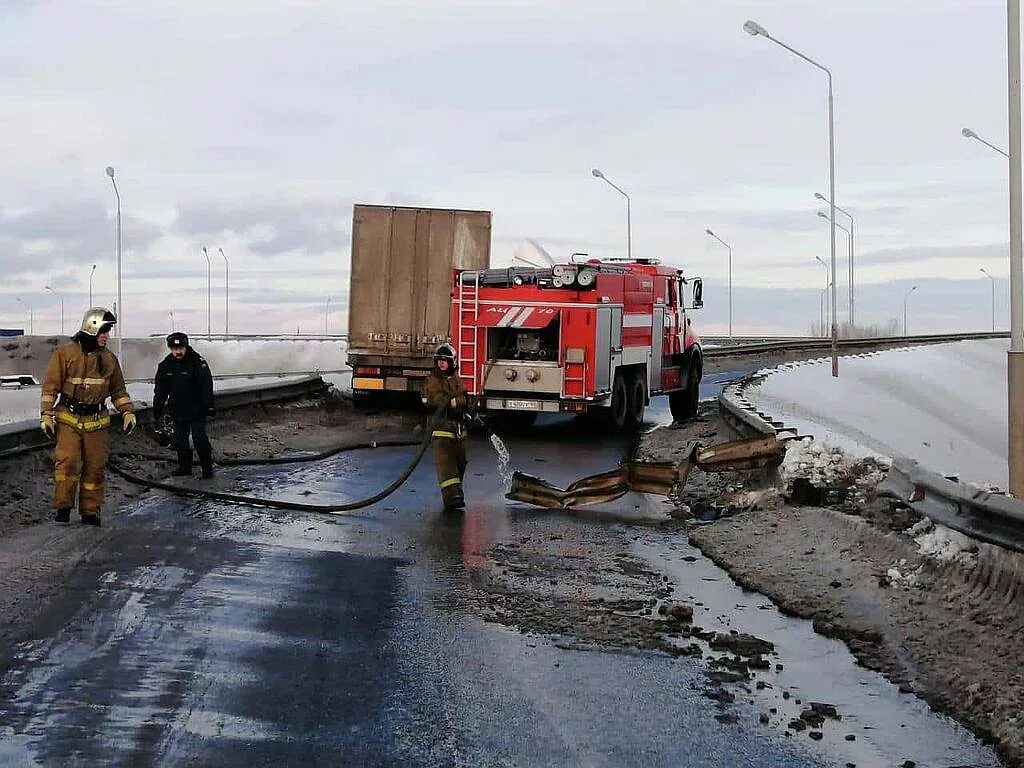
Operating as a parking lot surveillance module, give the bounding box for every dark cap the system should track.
[166,332,189,348]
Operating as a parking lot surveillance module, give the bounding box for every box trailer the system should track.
[347,204,491,400]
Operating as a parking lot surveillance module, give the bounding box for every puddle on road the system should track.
[633,536,1002,768]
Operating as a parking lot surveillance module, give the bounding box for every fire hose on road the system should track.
[106,405,449,514]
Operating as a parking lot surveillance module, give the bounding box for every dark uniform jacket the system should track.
[154,348,214,420]
[421,371,467,435]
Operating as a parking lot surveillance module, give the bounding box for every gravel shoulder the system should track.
[637,410,1024,767]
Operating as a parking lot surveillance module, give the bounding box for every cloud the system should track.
[856,242,1006,266]
[173,199,348,257]
[0,203,164,281]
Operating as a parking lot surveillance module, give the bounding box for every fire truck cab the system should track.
[452,258,703,432]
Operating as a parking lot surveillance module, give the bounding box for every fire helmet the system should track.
[78,307,117,337]
[434,342,458,371]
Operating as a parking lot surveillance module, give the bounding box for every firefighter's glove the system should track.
[40,414,56,439]
[122,412,137,435]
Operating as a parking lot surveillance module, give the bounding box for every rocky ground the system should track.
[635,413,1024,767]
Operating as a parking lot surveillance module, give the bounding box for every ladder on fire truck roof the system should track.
[456,271,481,389]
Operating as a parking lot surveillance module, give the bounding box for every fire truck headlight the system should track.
[525,368,539,382]
[505,369,518,382]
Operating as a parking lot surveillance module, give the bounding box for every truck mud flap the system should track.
[507,435,786,510]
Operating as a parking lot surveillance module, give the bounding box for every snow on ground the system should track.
[744,339,1007,490]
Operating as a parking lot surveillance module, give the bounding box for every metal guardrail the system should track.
[704,331,1009,361]
[0,375,329,459]
[716,342,1024,553]
[881,459,1024,554]
[124,369,350,385]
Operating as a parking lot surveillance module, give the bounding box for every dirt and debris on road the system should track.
[0,392,417,651]
[633,407,1024,766]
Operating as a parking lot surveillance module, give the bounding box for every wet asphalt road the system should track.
[0,372,1002,767]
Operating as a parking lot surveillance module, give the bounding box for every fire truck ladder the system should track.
[456,270,481,391]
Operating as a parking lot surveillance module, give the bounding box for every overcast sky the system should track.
[0,0,1016,337]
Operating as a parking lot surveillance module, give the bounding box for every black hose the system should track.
[107,406,447,515]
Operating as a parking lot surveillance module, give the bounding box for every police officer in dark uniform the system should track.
[153,332,215,479]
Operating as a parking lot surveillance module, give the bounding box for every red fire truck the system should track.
[451,258,703,432]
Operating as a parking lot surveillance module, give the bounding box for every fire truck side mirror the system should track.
[691,279,704,309]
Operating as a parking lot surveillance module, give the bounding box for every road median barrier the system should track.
[0,375,329,460]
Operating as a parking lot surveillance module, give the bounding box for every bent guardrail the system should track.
[881,458,1024,554]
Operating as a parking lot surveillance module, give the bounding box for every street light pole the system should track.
[1009,0,1024,496]
[705,229,733,339]
[981,268,997,332]
[815,192,855,326]
[745,19,838,377]
[817,211,852,331]
[16,297,33,335]
[591,168,632,260]
[903,285,917,336]
[219,247,229,337]
[202,246,212,339]
[88,264,96,307]
[45,286,63,335]
[105,167,122,362]
[961,127,1010,158]
[815,256,830,337]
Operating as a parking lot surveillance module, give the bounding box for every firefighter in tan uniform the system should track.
[421,343,468,511]
[39,308,137,526]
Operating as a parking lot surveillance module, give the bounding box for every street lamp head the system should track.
[962,128,977,139]
[705,229,714,237]
[105,166,115,178]
[814,192,827,202]
[591,168,605,179]
[817,210,830,221]
[743,20,769,38]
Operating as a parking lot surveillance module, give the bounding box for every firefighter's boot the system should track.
[81,514,101,527]
[55,508,71,523]
[197,444,214,480]
[172,449,193,477]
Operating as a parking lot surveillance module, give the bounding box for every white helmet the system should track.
[79,307,117,337]
[433,342,458,371]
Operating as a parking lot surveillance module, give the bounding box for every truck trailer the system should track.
[347,204,491,401]
[452,259,703,432]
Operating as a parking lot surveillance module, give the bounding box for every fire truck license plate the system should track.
[505,399,540,411]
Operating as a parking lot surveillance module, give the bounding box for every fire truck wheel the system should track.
[604,373,630,433]
[669,366,701,422]
[626,371,647,430]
